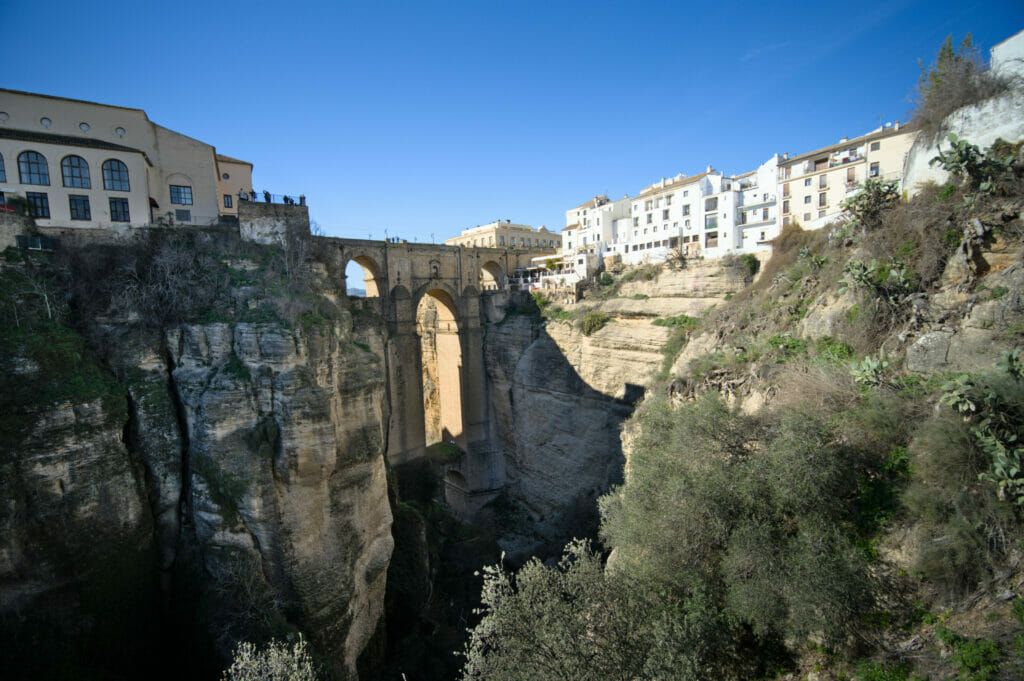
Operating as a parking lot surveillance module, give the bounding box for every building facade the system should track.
[445,220,561,251]
[778,123,918,231]
[0,89,252,228]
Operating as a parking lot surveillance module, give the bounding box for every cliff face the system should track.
[0,250,392,680]
[162,319,392,678]
[481,260,741,553]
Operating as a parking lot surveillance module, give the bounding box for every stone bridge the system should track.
[239,201,545,512]
[319,235,539,512]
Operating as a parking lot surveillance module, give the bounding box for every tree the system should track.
[913,34,1010,140]
[460,540,742,681]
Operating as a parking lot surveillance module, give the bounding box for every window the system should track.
[782,182,790,197]
[662,209,669,220]
[499,236,504,245]
[223,194,233,208]
[819,175,827,188]
[0,153,5,183]
[804,178,811,186]
[705,231,718,248]
[847,168,856,184]
[102,159,130,191]
[26,192,50,217]
[18,151,50,185]
[803,212,811,221]
[760,231,765,240]
[646,213,652,224]
[783,216,791,226]
[870,141,880,151]
[175,208,191,223]
[705,214,718,230]
[644,199,652,210]
[683,190,688,197]
[681,205,690,216]
[69,195,91,220]
[818,192,827,207]
[782,199,790,214]
[705,197,718,211]
[110,197,130,222]
[665,195,672,205]
[804,195,811,204]
[632,217,638,227]
[762,208,769,220]
[170,185,193,205]
[61,155,91,188]
[869,162,880,178]
[818,209,827,218]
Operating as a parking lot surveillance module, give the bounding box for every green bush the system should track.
[581,310,609,336]
[652,314,699,330]
[599,393,881,647]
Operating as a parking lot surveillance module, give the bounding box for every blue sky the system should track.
[6,0,1023,244]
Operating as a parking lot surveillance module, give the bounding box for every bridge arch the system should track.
[345,254,384,298]
[479,260,506,291]
[416,287,463,450]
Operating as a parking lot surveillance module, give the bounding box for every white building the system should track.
[0,88,252,228]
[561,194,631,281]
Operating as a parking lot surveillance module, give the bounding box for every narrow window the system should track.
[61,155,91,188]
[174,208,191,223]
[102,159,130,191]
[18,151,50,185]
[818,192,827,207]
[870,141,880,151]
[26,192,50,217]
[110,197,130,222]
[869,162,880,178]
[0,153,6,183]
[170,185,193,205]
[69,195,91,220]
[224,194,233,208]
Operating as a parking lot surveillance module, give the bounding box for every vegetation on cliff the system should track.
[460,132,1024,680]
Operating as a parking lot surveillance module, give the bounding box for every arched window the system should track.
[61,155,91,188]
[18,151,49,185]
[102,159,130,191]
[0,153,6,183]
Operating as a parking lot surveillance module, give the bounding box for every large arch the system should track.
[479,260,507,291]
[346,254,384,298]
[416,287,463,450]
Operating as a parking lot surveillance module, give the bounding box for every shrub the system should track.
[461,540,749,681]
[581,310,609,336]
[222,636,319,681]
[930,135,1021,194]
[842,179,900,233]
[913,34,1011,142]
[652,314,699,330]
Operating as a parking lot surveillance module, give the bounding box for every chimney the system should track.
[895,120,900,130]
[840,136,848,143]
[783,152,789,159]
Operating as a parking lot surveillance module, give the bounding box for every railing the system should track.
[239,192,308,206]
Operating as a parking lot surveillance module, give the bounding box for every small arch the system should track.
[479,261,506,291]
[101,159,130,191]
[445,469,467,491]
[345,254,384,298]
[61,155,91,188]
[18,150,49,185]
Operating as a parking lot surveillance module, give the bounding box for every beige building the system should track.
[778,122,918,231]
[0,88,252,228]
[446,220,561,251]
